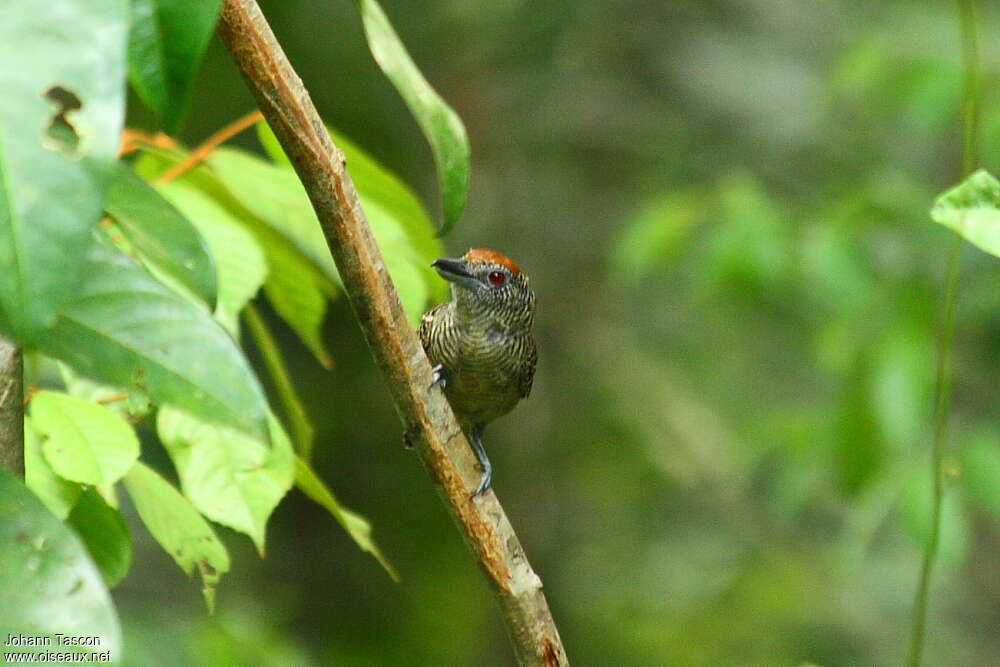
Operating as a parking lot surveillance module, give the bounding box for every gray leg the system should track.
[469,424,492,496]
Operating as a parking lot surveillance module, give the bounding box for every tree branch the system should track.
[216,2,567,664]
[0,337,24,478]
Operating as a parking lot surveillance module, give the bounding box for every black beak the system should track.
[432,257,472,280]
[432,257,479,290]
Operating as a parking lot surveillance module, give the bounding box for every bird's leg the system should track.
[430,363,447,391]
[469,424,492,497]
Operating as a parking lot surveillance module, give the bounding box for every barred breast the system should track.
[419,302,537,426]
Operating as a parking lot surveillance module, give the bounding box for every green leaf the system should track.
[40,240,270,440]
[23,416,82,519]
[157,408,295,555]
[67,488,132,587]
[262,242,337,369]
[207,148,339,281]
[365,200,429,323]
[123,462,230,611]
[31,391,139,488]
[960,434,1000,517]
[155,180,268,337]
[0,0,128,343]
[105,163,218,309]
[326,126,447,303]
[295,458,398,582]
[0,468,121,657]
[242,304,317,460]
[357,0,470,235]
[258,121,447,304]
[258,121,446,279]
[207,147,432,322]
[135,147,340,366]
[127,0,224,133]
[930,169,1000,258]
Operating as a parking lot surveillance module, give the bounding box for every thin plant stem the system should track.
[908,1,978,664]
[243,301,315,459]
[157,110,264,183]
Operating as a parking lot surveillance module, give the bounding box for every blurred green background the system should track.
[117,1,1000,665]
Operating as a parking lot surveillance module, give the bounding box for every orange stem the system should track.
[157,110,264,183]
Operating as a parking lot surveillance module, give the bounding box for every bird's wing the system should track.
[418,303,448,355]
[518,337,538,399]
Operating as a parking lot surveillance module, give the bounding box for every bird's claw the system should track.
[472,468,492,497]
[430,363,447,391]
[469,426,492,498]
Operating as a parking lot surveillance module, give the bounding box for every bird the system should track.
[419,248,537,496]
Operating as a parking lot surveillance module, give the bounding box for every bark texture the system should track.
[0,337,23,478]
[216,2,567,664]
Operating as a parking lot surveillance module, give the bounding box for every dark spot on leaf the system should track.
[43,86,83,157]
[68,579,84,595]
[16,530,29,544]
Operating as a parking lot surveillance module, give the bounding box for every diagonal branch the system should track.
[216,2,567,664]
[0,336,23,478]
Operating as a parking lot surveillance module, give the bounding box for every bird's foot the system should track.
[472,466,492,497]
[429,363,447,391]
[469,425,492,497]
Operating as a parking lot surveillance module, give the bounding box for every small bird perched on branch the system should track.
[419,248,538,496]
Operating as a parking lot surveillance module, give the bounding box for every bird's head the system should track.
[432,248,535,330]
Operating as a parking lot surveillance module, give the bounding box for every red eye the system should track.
[488,270,507,286]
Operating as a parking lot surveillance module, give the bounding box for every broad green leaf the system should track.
[0,0,127,343]
[208,147,432,322]
[31,391,139,488]
[67,488,132,587]
[257,120,446,284]
[357,0,470,235]
[23,416,81,519]
[0,468,121,658]
[960,434,1000,517]
[295,458,398,581]
[930,169,1000,258]
[105,163,218,308]
[157,408,295,555]
[262,241,337,369]
[207,148,339,281]
[123,462,229,611]
[128,0,224,133]
[365,200,429,323]
[58,362,152,421]
[40,240,270,440]
[135,147,340,366]
[155,180,268,337]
